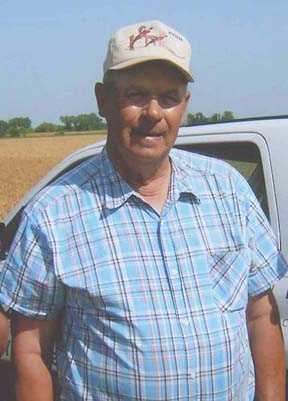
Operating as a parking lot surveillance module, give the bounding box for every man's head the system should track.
[95,21,192,175]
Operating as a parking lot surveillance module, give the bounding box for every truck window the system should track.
[176,142,270,220]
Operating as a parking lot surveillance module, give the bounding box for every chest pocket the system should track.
[208,249,250,312]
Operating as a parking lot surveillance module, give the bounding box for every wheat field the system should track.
[0,134,106,221]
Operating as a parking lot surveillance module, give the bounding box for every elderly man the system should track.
[0,20,287,401]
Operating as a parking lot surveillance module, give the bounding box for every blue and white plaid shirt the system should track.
[0,147,287,401]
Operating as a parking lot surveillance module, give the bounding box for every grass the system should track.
[0,133,106,220]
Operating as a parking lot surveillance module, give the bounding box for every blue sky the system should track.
[1,0,287,126]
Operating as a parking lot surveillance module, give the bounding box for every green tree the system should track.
[8,117,31,130]
[186,113,196,125]
[8,127,21,137]
[60,113,106,131]
[221,110,234,121]
[195,112,207,123]
[59,115,75,131]
[73,114,91,131]
[74,113,106,131]
[186,111,235,125]
[34,122,59,133]
[0,120,8,137]
[186,112,208,125]
[209,113,221,122]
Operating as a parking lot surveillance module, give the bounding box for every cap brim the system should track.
[108,56,194,82]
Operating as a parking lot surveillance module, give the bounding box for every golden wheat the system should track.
[0,134,106,220]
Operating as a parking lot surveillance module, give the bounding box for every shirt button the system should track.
[181,319,189,326]
[189,371,197,380]
[171,269,178,276]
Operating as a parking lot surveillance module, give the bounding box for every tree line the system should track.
[185,110,235,125]
[0,113,107,138]
[0,110,236,138]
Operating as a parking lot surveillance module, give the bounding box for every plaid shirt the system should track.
[0,147,287,401]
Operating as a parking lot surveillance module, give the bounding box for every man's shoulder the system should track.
[170,148,252,199]
[25,153,104,217]
[171,148,238,178]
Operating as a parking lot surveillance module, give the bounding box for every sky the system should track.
[1,0,288,127]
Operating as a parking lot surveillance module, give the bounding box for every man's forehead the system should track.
[114,76,188,96]
[119,60,188,79]
[109,61,189,89]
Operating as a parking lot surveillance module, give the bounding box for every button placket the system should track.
[158,207,199,396]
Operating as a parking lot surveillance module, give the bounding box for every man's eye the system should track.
[120,92,181,108]
[124,92,145,104]
[159,95,180,107]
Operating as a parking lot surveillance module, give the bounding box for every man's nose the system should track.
[142,98,164,121]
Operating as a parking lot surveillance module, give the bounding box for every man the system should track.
[0,20,287,401]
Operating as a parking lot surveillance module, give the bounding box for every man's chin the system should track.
[126,146,171,164]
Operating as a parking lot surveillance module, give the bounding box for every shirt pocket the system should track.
[208,249,249,312]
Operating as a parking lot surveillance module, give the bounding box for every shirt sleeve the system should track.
[0,208,65,319]
[243,181,288,297]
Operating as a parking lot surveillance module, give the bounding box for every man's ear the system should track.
[184,90,190,106]
[95,82,106,118]
[181,91,190,125]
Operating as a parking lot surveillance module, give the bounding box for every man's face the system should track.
[96,61,190,170]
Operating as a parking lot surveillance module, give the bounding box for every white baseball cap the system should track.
[103,20,193,82]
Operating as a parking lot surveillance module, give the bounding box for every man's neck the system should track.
[107,150,172,213]
[131,164,172,213]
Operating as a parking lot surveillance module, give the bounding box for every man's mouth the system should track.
[131,128,163,137]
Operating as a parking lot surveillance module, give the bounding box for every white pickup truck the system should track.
[1,115,288,398]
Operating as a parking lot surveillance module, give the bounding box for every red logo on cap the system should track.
[129,25,167,50]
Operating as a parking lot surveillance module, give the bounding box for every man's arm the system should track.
[0,311,9,356]
[12,312,58,401]
[246,289,286,401]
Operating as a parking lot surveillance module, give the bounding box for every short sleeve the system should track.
[245,186,288,297]
[0,208,65,319]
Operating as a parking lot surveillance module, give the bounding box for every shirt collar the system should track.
[99,147,200,210]
[169,150,200,204]
[99,147,136,209]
